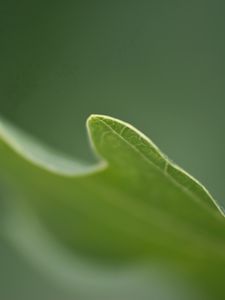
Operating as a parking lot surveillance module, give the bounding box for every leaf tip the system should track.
[86,114,110,125]
[86,114,114,138]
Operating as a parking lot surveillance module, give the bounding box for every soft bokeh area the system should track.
[1,0,225,299]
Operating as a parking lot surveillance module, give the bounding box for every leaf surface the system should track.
[0,114,225,299]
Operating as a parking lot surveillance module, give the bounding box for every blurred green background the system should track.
[0,0,225,299]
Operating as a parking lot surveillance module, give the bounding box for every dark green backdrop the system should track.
[1,1,225,299]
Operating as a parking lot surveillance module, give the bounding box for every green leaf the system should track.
[0,114,225,299]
